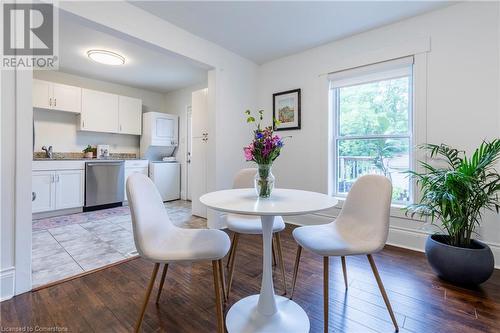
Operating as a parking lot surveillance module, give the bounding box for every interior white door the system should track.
[191,88,208,137]
[80,89,119,133]
[190,88,209,218]
[119,96,142,135]
[32,171,56,213]
[52,83,81,113]
[33,79,52,109]
[190,138,207,218]
[186,107,192,201]
[55,170,84,210]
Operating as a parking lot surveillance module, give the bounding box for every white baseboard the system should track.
[284,215,500,270]
[0,267,15,302]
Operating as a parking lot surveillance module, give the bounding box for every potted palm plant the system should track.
[406,139,500,285]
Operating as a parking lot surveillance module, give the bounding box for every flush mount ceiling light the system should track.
[87,49,125,65]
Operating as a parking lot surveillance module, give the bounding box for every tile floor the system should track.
[32,200,205,287]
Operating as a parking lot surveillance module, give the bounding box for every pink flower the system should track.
[243,146,254,161]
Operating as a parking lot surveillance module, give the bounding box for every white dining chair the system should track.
[290,175,398,332]
[126,174,230,333]
[223,168,288,298]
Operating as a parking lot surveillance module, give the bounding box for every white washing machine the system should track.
[149,161,180,201]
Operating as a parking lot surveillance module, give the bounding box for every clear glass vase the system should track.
[254,164,275,198]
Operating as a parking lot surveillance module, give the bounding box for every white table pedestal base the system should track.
[226,295,310,333]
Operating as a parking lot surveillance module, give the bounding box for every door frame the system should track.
[186,105,192,201]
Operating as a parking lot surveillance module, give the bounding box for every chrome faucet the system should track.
[41,145,53,159]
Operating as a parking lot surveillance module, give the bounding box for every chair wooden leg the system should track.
[341,256,348,290]
[212,260,225,333]
[290,245,302,300]
[275,233,288,295]
[155,264,169,304]
[367,254,399,332]
[218,257,227,303]
[226,233,237,268]
[135,263,159,333]
[226,233,239,299]
[323,256,329,333]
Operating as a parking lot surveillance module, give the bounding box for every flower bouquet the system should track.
[243,110,284,198]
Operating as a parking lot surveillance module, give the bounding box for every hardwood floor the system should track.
[2,226,500,333]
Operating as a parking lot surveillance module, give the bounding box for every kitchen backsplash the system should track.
[33,152,138,160]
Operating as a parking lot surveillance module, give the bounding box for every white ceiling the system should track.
[58,13,210,93]
[132,1,452,64]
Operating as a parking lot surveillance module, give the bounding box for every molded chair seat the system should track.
[144,228,230,263]
[293,222,383,257]
[224,214,285,235]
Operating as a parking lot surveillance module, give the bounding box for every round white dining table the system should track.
[200,188,338,333]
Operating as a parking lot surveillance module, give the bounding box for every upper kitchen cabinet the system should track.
[79,88,119,133]
[118,95,142,135]
[33,79,82,113]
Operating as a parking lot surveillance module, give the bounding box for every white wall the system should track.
[1,71,16,301]
[33,70,167,155]
[164,81,208,199]
[257,2,500,266]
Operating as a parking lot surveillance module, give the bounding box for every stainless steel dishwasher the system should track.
[85,161,124,208]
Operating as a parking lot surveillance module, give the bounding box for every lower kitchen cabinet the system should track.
[55,169,85,210]
[124,166,149,201]
[32,169,84,213]
[32,171,56,213]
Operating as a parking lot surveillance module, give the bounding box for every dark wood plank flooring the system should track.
[1,226,500,332]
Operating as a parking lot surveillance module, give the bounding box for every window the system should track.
[329,57,414,204]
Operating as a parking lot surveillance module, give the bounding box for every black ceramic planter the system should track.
[425,234,494,286]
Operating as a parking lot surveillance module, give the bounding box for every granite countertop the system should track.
[33,158,146,161]
[33,152,143,161]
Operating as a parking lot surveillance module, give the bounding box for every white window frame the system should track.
[329,57,415,207]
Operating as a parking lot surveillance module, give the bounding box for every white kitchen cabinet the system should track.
[124,167,149,201]
[55,170,84,210]
[33,80,52,109]
[52,82,82,113]
[32,162,85,213]
[33,79,81,113]
[80,88,119,133]
[32,171,56,213]
[119,95,142,135]
[123,160,149,201]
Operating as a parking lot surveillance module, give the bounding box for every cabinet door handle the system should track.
[82,120,85,128]
[56,174,60,182]
[49,98,52,107]
[32,192,36,202]
[50,175,55,183]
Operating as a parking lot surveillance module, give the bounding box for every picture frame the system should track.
[273,88,301,131]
